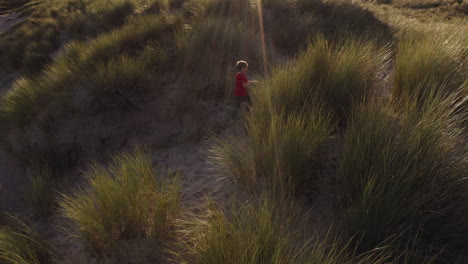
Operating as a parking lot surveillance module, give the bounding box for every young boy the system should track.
[234,60,251,107]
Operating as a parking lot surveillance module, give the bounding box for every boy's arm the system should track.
[245,79,257,88]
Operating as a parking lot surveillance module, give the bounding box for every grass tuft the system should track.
[60,146,181,256]
[339,96,468,261]
[254,36,385,123]
[24,165,58,218]
[175,194,421,263]
[0,215,53,264]
[393,32,467,106]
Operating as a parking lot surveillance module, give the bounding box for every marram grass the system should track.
[60,146,181,256]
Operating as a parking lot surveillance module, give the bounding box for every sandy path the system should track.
[152,136,236,214]
[0,12,25,34]
[0,150,28,213]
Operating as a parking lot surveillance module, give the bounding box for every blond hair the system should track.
[236,60,248,71]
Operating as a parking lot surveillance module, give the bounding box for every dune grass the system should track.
[175,194,442,263]
[265,0,392,54]
[390,0,456,9]
[24,165,58,218]
[338,95,468,261]
[177,197,314,264]
[60,146,181,257]
[0,13,182,128]
[0,0,465,262]
[0,215,53,264]
[393,32,467,107]
[183,0,255,20]
[0,0,138,73]
[211,109,331,194]
[211,36,384,194]
[253,36,385,123]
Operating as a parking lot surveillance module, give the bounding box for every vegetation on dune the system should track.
[176,194,444,264]
[185,0,253,18]
[177,197,315,264]
[0,13,183,177]
[339,97,467,259]
[210,4,467,262]
[0,0,264,180]
[60,146,181,257]
[212,108,331,194]
[211,36,385,194]
[1,13,182,123]
[0,0,138,73]
[0,214,53,264]
[338,32,468,260]
[0,0,467,262]
[261,36,386,123]
[393,32,467,106]
[24,165,58,218]
[264,0,392,54]
[383,0,467,13]
[176,18,262,95]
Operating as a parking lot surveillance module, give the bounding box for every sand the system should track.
[0,12,25,34]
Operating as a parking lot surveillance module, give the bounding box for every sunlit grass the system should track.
[211,109,331,194]
[389,0,457,9]
[175,193,442,263]
[211,36,385,195]
[254,36,386,123]
[0,0,466,262]
[177,197,314,264]
[0,215,53,264]
[339,94,468,261]
[393,32,467,106]
[60,146,181,257]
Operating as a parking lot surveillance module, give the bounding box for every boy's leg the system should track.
[240,96,251,112]
[244,95,251,106]
[231,96,242,119]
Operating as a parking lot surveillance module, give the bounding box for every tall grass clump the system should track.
[60,146,181,256]
[211,36,383,194]
[393,33,467,105]
[0,215,53,264]
[339,96,468,262]
[211,109,331,193]
[89,55,150,109]
[178,197,310,263]
[177,195,395,264]
[254,36,385,123]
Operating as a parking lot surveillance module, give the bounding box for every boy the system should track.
[234,60,251,110]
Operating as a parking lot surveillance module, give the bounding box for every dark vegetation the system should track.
[0,0,466,263]
[265,0,393,54]
[0,0,137,74]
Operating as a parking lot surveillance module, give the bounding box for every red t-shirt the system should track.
[235,72,249,97]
